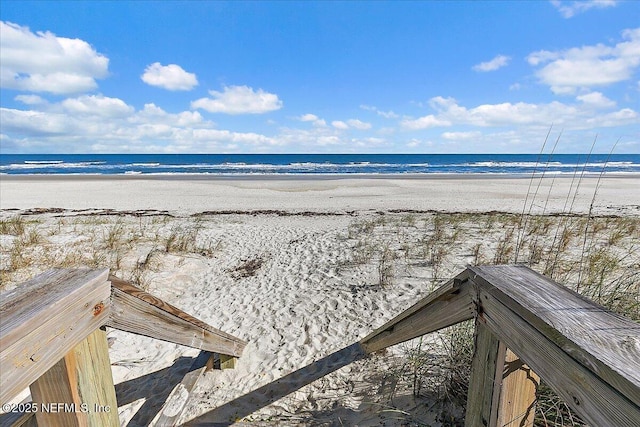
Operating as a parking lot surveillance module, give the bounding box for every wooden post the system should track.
[219,354,236,370]
[465,320,504,427]
[152,351,215,427]
[29,328,119,427]
[495,349,539,427]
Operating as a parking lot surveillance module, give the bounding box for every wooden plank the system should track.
[151,351,214,427]
[359,274,474,353]
[183,343,366,425]
[469,265,640,408]
[107,276,246,357]
[465,320,504,427]
[219,354,236,370]
[29,328,118,427]
[0,269,111,404]
[496,349,539,427]
[477,284,640,427]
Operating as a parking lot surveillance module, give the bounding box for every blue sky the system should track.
[1,1,639,154]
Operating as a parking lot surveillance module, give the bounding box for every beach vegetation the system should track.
[493,227,515,264]
[0,215,26,235]
[103,219,126,250]
[377,243,396,288]
[471,242,484,265]
[228,256,264,279]
[164,221,202,253]
[128,249,163,291]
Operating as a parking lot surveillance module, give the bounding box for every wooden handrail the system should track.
[0,269,246,426]
[0,269,111,404]
[108,276,246,357]
[358,265,640,427]
[468,265,640,408]
[466,264,640,427]
[2,266,638,426]
[359,271,475,352]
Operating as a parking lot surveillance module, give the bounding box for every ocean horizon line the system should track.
[2,153,639,176]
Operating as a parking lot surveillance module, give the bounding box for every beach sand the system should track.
[2,175,639,215]
[1,176,638,425]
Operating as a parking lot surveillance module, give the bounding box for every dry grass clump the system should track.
[0,213,222,290]
[339,212,469,289]
[0,215,26,235]
[377,243,396,288]
[381,323,474,426]
[228,257,264,279]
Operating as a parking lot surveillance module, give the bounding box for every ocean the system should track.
[1,154,639,176]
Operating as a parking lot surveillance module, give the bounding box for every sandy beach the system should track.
[2,175,639,215]
[1,175,639,426]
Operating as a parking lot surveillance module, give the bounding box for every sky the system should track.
[0,0,639,154]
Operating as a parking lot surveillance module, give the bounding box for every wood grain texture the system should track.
[107,276,246,357]
[0,269,111,403]
[496,349,538,427]
[478,285,640,427]
[465,320,503,427]
[152,351,214,427]
[360,274,474,353]
[29,328,118,427]
[469,265,640,408]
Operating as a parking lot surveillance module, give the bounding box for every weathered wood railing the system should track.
[0,269,246,427]
[360,265,640,426]
[2,265,638,426]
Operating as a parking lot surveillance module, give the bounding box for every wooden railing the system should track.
[0,269,246,427]
[360,265,640,427]
[1,265,638,426]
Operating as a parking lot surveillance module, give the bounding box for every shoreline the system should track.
[2,172,640,181]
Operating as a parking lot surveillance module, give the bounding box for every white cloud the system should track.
[15,94,46,105]
[191,85,282,114]
[298,113,327,127]
[331,119,372,130]
[576,91,616,108]
[0,95,278,152]
[134,103,204,126]
[61,95,134,117]
[403,96,637,130]
[332,120,349,130]
[299,113,319,122]
[347,119,372,130]
[401,115,452,130]
[406,138,422,148]
[472,55,510,72]
[441,131,482,140]
[0,21,109,94]
[360,104,399,118]
[527,28,640,94]
[0,108,71,135]
[551,0,617,18]
[141,63,198,91]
